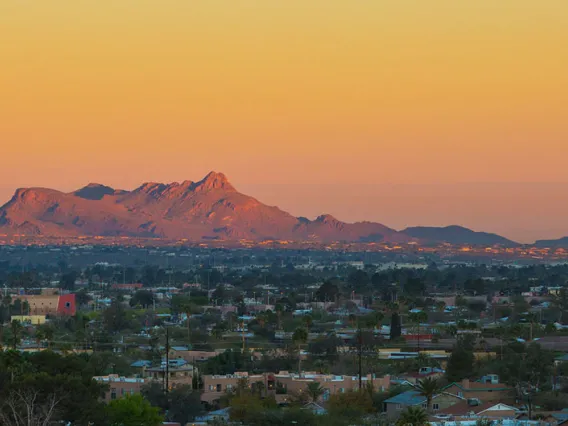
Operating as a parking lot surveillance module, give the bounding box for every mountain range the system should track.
[0,171,559,247]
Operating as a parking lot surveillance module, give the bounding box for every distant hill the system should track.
[402,225,519,246]
[0,171,411,243]
[534,237,568,248]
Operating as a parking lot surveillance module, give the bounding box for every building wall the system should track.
[444,383,512,403]
[12,294,76,316]
[94,375,146,402]
[385,394,460,419]
[201,373,391,404]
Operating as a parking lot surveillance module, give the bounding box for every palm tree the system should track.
[306,382,325,403]
[396,406,428,426]
[293,327,308,377]
[415,377,442,414]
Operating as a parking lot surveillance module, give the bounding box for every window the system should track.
[339,388,345,393]
[433,403,439,411]
[322,389,330,401]
[396,404,403,411]
[422,403,427,409]
[121,388,125,396]
[110,388,117,400]
[216,384,222,392]
[458,391,463,398]
[226,384,233,391]
[209,385,215,391]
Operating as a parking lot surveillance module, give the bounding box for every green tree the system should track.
[9,320,23,349]
[446,336,475,382]
[306,381,325,403]
[106,394,163,426]
[167,385,204,424]
[328,390,373,421]
[60,271,77,291]
[129,290,155,308]
[390,312,402,340]
[396,406,428,426]
[415,377,442,413]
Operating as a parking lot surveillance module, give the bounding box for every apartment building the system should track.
[94,374,146,402]
[201,371,390,404]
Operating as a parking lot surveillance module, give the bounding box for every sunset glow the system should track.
[1,1,567,242]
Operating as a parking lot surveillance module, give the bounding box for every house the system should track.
[443,377,513,403]
[93,375,146,402]
[434,401,520,421]
[383,390,463,418]
[143,359,196,388]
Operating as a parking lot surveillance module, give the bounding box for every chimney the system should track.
[461,379,470,389]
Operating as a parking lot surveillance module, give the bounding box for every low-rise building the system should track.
[94,374,146,402]
[201,371,390,404]
[383,390,463,418]
[443,376,512,403]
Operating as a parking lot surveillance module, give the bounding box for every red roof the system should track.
[57,294,76,316]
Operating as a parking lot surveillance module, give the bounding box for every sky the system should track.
[1,1,567,243]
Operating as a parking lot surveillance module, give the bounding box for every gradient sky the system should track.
[1,1,567,243]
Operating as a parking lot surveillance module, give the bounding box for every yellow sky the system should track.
[1,1,567,241]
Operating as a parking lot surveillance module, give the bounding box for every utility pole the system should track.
[357,324,363,391]
[165,327,170,394]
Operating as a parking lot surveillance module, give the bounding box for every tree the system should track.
[35,324,55,349]
[306,382,325,403]
[9,320,23,350]
[129,290,154,308]
[106,394,163,426]
[59,271,77,291]
[415,377,442,413]
[328,390,373,421]
[348,270,370,291]
[141,381,168,412]
[396,406,428,426]
[75,289,92,306]
[390,312,402,340]
[103,301,129,333]
[315,280,340,302]
[446,336,475,382]
[166,385,204,424]
[0,390,59,426]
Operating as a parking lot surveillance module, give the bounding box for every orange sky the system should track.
[1,1,567,242]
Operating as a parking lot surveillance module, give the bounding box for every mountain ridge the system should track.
[0,172,523,246]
